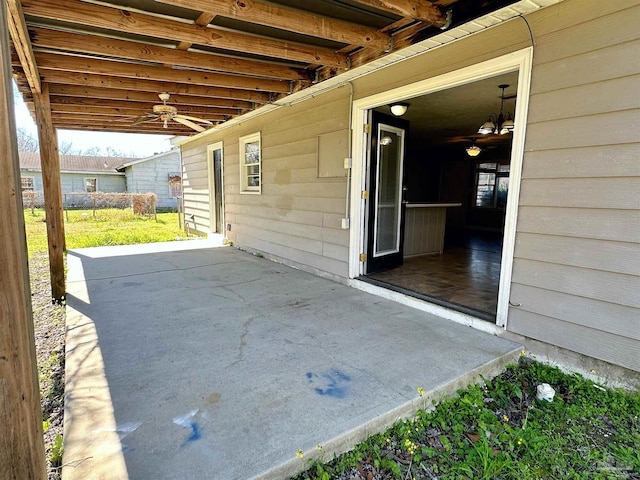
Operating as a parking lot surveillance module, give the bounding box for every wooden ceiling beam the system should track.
[29,27,309,81]
[45,84,254,109]
[28,52,291,93]
[155,0,391,51]
[5,0,40,92]
[21,0,349,67]
[350,0,446,26]
[46,96,242,115]
[38,72,271,103]
[52,122,196,135]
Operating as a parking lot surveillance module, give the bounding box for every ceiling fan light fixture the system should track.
[390,102,409,116]
[478,84,515,135]
[466,138,481,157]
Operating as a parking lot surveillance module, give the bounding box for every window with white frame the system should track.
[21,177,34,191]
[239,132,261,193]
[85,177,97,193]
[168,173,182,198]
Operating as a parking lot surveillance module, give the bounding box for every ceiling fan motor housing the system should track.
[153,104,178,115]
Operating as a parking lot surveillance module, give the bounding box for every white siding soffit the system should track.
[173,0,563,147]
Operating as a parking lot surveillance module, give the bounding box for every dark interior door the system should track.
[365,111,409,274]
[213,149,223,233]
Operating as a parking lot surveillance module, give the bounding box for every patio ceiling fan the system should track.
[131,93,213,132]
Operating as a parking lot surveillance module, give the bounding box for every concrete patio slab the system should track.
[63,240,520,480]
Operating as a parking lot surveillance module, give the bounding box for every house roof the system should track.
[115,148,179,171]
[7,0,557,137]
[19,151,131,174]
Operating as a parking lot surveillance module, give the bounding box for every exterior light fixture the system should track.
[390,102,409,116]
[466,138,481,157]
[478,84,515,135]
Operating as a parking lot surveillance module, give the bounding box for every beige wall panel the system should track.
[264,182,347,199]
[233,223,323,256]
[321,227,349,247]
[508,309,639,372]
[521,144,640,179]
[530,5,640,64]
[517,207,640,242]
[515,233,639,275]
[510,283,640,340]
[233,231,348,277]
[530,40,640,94]
[233,213,327,242]
[262,168,335,185]
[323,242,349,262]
[353,20,531,100]
[527,76,640,124]
[524,110,638,151]
[226,204,324,227]
[519,178,639,209]
[511,258,639,308]
[322,213,345,229]
[525,0,637,37]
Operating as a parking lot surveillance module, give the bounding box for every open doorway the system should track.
[207,142,225,234]
[359,71,519,322]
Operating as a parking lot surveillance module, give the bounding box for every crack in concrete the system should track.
[237,316,255,363]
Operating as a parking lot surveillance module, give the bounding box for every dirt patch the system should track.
[31,253,66,480]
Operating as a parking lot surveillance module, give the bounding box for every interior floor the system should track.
[367,231,503,320]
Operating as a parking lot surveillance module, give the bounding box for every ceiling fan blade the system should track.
[174,116,206,132]
[131,114,158,126]
[175,114,213,125]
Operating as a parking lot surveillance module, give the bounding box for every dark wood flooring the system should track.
[368,236,502,319]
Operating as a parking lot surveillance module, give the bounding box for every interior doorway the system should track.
[350,50,533,326]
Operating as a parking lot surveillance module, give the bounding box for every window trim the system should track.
[84,177,98,193]
[21,176,35,191]
[239,132,261,194]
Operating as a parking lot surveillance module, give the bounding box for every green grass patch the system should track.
[294,359,640,479]
[24,209,188,255]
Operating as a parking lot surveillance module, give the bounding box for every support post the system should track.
[0,1,47,477]
[33,83,66,301]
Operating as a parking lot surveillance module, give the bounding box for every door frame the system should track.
[366,113,409,274]
[207,141,225,235]
[348,48,534,329]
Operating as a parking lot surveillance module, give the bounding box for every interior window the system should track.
[474,162,509,208]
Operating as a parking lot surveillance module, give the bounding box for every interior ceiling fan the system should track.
[132,93,213,132]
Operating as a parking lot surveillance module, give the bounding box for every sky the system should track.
[12,81,173,158]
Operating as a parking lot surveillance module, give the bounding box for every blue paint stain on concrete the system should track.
[183,422,202,446]
[307,369,351,399]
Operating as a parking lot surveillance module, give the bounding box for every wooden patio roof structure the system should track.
[5,0,524,136]
[1,0,526,478]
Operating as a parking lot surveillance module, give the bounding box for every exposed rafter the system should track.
[155,0,392,50]
[350,0,446,26]
[5,0,40,92]
[20,0,350,67]
[29,27,309,81]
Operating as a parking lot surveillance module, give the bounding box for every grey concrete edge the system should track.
[253,346,522,480]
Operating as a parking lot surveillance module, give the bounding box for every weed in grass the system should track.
[292,359,640,480]
[49,434,64,467]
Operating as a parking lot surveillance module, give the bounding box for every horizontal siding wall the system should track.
[127,152,181,208]
[509,0,640,371]
[181,87,351,277]
[181,143,211,234]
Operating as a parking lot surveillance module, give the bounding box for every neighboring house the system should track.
[116,149,182,210]
[19,152,128,198]
[178,0,639,375]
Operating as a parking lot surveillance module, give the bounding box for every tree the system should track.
[16,127,38,152]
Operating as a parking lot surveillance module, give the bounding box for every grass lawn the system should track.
[24,208,189,255]
[294,358,639,479]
